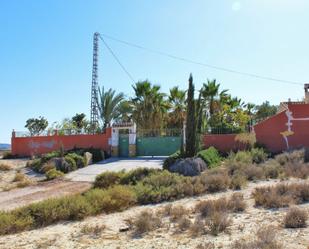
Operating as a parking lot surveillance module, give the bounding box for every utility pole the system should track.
[90,32,100,133]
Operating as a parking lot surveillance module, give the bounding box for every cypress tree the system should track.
[185,74,196,157]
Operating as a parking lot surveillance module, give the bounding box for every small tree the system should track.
[25,116,48,136]
[185,74,196,157]
[72,113,86,131]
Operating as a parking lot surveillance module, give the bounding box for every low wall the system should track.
[11,128,112,157]
[203,134,245,153]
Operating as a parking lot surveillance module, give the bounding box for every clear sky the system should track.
[1,0,309,143]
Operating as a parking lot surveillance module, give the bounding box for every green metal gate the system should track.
[119,134,129,157]
[136,136,181,156]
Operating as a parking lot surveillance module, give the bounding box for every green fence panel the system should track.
[136,136,181,156]
[119,134,129,157]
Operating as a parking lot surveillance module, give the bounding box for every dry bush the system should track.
[158,203,173,217]
[252,183,309,209]
[13,172,26,182]
[227,193,246,212]
[189,216,206,237]
[176,216,192,232]
[169,205,190,222]
[284,207,308,228]
[195,242,215,249]
[200,170,231,193]
[275,150,304,165]
[80,224,106,237]
[195,194,245,217]
[0,163,11,171]
[244,165,264,181]
[205,211,231,236]
[131,210,162,236]
[230,172,247,190]
[232,225,282,249]
[284,162,309,179]
[262,160,283,179]
[16,179,32,188]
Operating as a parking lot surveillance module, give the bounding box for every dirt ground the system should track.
[0,159,92,211]
[0,178,308,249]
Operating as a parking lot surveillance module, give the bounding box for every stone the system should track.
[84,152,93,165]
[169,157,207,176]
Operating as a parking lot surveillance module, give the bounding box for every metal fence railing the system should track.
[136,129,182,137]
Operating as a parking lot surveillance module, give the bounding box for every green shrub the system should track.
[250,148,268,164]
[197,147,221,168]
[45,169,64,180]
[41,151,61,163]
[2,152,18,159]
[229,151,253,164]
[86,148,104,163]
[94,171,124,189]
[163,150,182,170]
[27,158,43,172]
[66,153,86,168]
[64,155,77,171]
[120,168,159,185]
[0,212,33,235]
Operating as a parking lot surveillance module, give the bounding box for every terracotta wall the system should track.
[203,104,309,154]
[203,134,245,153]
[11,128,112,157]
[254,103,309,153]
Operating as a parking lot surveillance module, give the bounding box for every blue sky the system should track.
[1,0,309,143]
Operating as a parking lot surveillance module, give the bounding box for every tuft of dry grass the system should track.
[129,210,162,236]
[252,182,309,209]
[176,216,192,232]
[0,163,11,171]
[195,242,215,249]
[205,211,232,236]
[232,225,282,249]
[80,224,106,237]
[169,205,190,222]
[189,216,206,237]
[284,207,308,228]
[13,172,26,182]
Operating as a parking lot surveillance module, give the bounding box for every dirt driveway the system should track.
[0,179,91,211]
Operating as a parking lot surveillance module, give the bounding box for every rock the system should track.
[119,226,130,232]
[84,152,93,165]
[169,157,207,176]
[50,157,71,173]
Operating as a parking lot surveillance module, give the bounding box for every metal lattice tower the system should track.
[90,32,100,131]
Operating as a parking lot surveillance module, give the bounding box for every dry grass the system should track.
[129,210,162,237]
[284,207,308,228]
[175,216,192,232]
[0,163,11,171]
[169,205,190,222]
[195,193,246,217]
[80,224,106,237]
[189,216,206,237]
[252,182,309,209]
[205,211,232,236]
[13,172,26,182]
[232,225,282,249]
[195,242,215,249]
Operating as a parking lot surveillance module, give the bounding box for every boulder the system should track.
[169,157,207,176]
[84,152,93,165]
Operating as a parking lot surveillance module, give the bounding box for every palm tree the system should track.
[201,79,220,116]
[131,80,169,131]
[96,87,124,128]
[167,86,186,129]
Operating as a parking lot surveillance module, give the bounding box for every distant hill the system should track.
[0,143,11,150]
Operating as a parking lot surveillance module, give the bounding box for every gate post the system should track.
[128,123,136,157]
[111,128,119,157]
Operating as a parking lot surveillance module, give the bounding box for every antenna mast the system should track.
[90,32,100,132]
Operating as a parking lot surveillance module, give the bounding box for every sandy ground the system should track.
[0,178,308,249]
[0,159,92,211]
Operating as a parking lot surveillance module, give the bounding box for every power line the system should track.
[101,33,303,86]
[99,35,136,84]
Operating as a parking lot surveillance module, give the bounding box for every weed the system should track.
[284,207,308,228]
[0,163,11,171]
[205,211,231,236]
